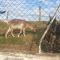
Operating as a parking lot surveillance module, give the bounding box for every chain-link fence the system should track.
[0,0,60,53]
[0,0,49,21]
[0,0,60,21]
[0,0,38,21]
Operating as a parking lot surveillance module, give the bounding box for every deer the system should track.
[4,19,36,38]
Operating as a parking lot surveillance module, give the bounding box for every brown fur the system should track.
[5,19,35,38]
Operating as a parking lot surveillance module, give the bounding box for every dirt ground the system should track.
[0,52,60,60]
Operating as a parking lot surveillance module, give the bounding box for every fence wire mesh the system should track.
[0,0,39,21]
[0,0,60,21]
[0,0,60,53]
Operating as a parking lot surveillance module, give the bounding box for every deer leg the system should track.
[18,29,22,37]
[11,29,15,37]
[23,28,25,36]
[5,27,11,38]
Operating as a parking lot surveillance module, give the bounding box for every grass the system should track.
[0,36,25,44]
